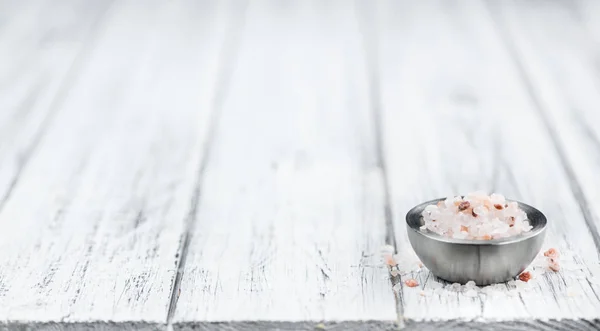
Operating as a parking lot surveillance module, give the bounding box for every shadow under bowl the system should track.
[406,198,547,285]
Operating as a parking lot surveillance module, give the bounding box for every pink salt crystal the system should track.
[543,248,560,259]
[384,255,396,266]
[421,191,531,240]
[518,271,532,282]
[405,279,419,287]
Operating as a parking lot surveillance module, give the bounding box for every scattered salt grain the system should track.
[518,271,532,282]
[549,260,560,272]
[380,245,424,277]
[384,255,396,267]
[395,257,423,274]
[465,280,477,288]
[540,248,561,272]
[405,279,419,287]
[531,255,549,268]
[421,191,532,240]
[446,283,463,292]
[543,248,560,258]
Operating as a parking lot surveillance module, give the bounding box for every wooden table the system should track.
[1,0,600,329]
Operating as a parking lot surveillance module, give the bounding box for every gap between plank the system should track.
[353,1,404,327]
[0,1,116,213]
[165,2,249,328]
[481,0,600,254]
[354,3,396,250]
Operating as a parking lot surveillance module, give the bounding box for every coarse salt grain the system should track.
[421,191,532,240]
[518,271,532,282]
[446,283,463,292]
[380,245,425,279]
[544,248,560,258]
[384,255,396,267]
[379,244,584,299]
[405,279,419,287]
[543,248,561,272]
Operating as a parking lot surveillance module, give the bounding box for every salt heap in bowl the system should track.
[421,191,532,240]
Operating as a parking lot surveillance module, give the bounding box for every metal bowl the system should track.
[406,198,547,285]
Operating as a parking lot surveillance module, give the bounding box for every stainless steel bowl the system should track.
[406,198,547,285]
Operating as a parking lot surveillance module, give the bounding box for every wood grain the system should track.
[359,0,600,328]
[0,0,235,328]
[0,0,111,214]
[487,0,600,252]
[2,0,600,329]
[171,1,397,330]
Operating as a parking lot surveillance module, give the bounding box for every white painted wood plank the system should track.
[362,0,600,328]
[0,0,110,212]
[488,0,600,253]
[172,1,397,329]
[0,0,235,328]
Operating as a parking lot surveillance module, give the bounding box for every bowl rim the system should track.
[405,197,547,246]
